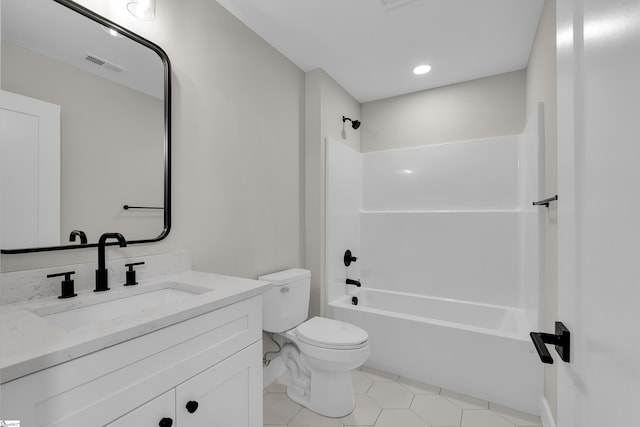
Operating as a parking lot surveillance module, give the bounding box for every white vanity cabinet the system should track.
[0,295,263,427]
[175,341,261,426]
[107,342,261,427]
[106,390,176,427]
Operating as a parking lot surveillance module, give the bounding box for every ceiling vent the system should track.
[83,53,127,73]
[379,0,419,10]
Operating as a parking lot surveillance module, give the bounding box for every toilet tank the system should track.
[259,268,311,333]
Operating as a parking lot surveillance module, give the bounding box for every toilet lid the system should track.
[295,317,368,349]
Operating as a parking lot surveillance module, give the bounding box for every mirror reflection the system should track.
[0,0,169,252]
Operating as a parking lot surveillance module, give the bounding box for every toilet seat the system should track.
[294,317,368,350]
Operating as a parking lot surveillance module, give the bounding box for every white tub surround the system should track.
[324,105,546,415]
[359,210,520,306]
[0,270,271,383]
[331,289,542,414]
[326,106,544,315]
[362,135,520,211]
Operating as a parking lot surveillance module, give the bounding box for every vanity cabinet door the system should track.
[106,389,175,427]
[177,341,262,427]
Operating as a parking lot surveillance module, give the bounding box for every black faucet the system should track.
[95,233,127,292]
[346,278,361,287]
[69,230,88,244]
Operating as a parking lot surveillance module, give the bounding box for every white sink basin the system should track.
[32,281,210,330]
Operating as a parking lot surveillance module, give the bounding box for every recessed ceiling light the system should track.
[101,25,123,38]
[413,64,432,75]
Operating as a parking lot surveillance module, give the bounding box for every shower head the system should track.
[343,116,361,130]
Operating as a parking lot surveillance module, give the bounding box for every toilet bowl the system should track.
[279,316,370,417]
[259,269,370,417]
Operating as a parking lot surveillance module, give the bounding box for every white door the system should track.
[556,0,640,425]
[0,90,60,249]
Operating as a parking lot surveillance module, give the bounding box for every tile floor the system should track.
[264,366,542,427]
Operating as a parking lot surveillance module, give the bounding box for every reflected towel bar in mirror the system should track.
[123,205,164,210]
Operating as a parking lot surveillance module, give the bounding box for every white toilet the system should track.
[259,268,370,417]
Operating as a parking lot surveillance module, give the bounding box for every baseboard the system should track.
[263,355,287,388]
[539,397,557,427]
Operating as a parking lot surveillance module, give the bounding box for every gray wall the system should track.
[1,0,305,280]
[361,70,526,152]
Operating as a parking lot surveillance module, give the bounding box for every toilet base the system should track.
[287,368,355,417]
[281,343,358,417]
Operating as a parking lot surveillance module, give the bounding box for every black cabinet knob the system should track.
[186,400,199,414]
[158,417,173,427]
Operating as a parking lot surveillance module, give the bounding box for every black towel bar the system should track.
[533,195,558,207]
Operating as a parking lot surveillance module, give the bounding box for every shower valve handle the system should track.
[344,250,358,266]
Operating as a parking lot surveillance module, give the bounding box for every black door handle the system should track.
[530,322,570,364]
[158,417,173,427]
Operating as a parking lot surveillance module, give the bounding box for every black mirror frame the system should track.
[1,0,171,254]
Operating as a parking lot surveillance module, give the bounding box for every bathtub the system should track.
[329,288,542,415]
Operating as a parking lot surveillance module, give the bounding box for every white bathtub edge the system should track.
[330,291,532,342]
[539,397,557,427]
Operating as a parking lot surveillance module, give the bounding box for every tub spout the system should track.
[346,278,361,287]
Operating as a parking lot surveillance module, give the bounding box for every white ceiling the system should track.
[216,0,545,103]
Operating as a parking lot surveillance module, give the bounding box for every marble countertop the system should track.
[0,270,271,383]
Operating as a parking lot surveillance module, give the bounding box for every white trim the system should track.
[539,397,557,427]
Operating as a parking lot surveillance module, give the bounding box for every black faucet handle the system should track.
[125,261,145,269]
[47,271,77,299]
[47,270,76,279]
[124,262,145,286]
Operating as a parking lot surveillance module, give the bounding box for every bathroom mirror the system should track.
[0,0,171,253]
